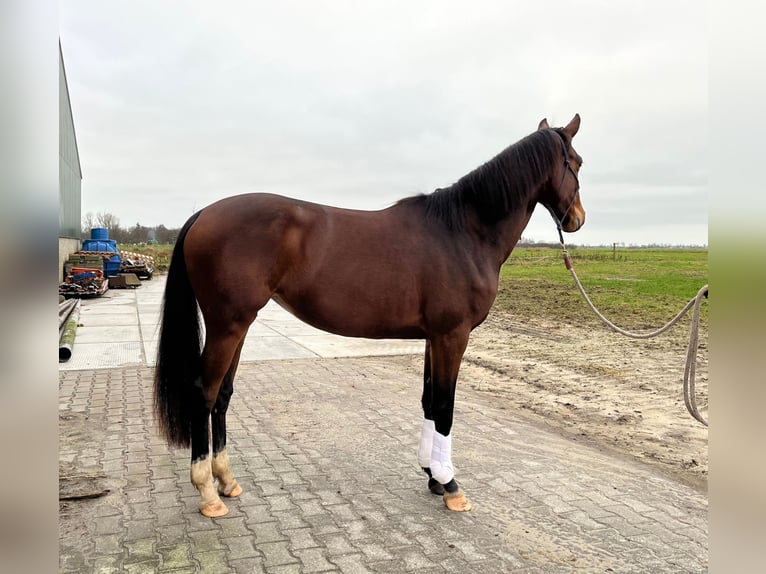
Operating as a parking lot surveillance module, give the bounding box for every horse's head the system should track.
[537,114,585,233]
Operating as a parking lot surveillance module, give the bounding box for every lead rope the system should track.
[556,227,708,426]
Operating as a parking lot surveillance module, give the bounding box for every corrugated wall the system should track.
[59,42,81,238]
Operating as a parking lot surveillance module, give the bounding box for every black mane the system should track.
[399,128,564,230]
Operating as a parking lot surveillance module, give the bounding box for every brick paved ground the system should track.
[59,356,707,573]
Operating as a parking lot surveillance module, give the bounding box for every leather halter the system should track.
[544,131,580,242]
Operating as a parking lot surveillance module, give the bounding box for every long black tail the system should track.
[153,210,203,447]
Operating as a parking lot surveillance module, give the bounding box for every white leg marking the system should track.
[430,431,454,484]
[212,448,242,497]
[418,419,436,467]
[190,458,221,508]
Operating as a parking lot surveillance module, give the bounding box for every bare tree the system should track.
[81,212,97,237]
[153,224,175,244]
[126,222,148,244]
[95,212,121,240]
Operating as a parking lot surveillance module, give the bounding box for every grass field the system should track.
[496,247,708,330]
[122,243,708,331]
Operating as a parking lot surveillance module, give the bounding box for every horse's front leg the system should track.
[418,341,445,495]
[426,331,472,512]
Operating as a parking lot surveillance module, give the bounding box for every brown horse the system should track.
[154,114,585,516]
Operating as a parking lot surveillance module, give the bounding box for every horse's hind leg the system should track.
[190,324,248,518]
[211,339,245,498]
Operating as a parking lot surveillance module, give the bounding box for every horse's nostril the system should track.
[566,215,583,232]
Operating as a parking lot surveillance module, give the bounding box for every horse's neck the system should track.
[461,153,551,267]
[493,203,537,265]
[464,182,540,269]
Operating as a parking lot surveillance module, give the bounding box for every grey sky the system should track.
[60,1,707,246]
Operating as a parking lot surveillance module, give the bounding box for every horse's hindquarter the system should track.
[185,194,304,320]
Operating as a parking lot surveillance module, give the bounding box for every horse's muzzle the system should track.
[562,212,585,233]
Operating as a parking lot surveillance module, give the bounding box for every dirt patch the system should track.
[455,311,708,490]
[59,411,124,563]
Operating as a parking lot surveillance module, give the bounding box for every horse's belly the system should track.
[270,292,424,340]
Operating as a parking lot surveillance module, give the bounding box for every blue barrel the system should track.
[82,239,118,253]
[91,228,109,240]
[104,255,122,277]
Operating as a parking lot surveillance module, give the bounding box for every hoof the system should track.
[428,478,445,496]
[200,499,229,518]
[443,489,472,512]
[219,481,243,498]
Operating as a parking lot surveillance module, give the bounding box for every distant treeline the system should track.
[515,237,707,250]
[82,212,180,244]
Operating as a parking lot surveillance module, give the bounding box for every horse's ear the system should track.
[562,114,581,138]
[538,118,550,130]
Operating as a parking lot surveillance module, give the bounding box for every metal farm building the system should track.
[58,41,83,281]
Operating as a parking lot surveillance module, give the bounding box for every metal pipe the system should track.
[59,299,81,362]
[59,298,77,334]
